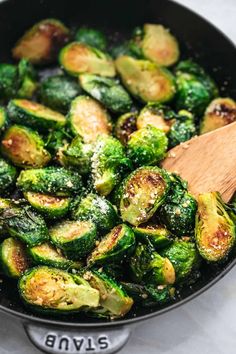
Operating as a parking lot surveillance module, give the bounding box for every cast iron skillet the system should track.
[0,0,236,353]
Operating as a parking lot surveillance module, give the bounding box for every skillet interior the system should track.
[0,0,235,326]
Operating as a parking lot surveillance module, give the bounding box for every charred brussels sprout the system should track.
[116,56,176,103]
[7,99,66,132]
[195,192,236,262]
[0,238,30,278]
[50,220,97,259]
[160,241,200,282]
[24,192,70,219]
[18,266,100,313]
[75,27,107,51]
[12,19,70,65]
[131,24,179,67]
[88,224,135,265]
[17,167,83,196]
[39,75,82,113]
[91,135,131,196]
[79,74,132,113]
[68,96,112,142]
[133,224,174,249]
[0,63,18,99]
[72,193,119,233]
[200,97,236,134]
[59,42,115,77]
[130,244,175,285]
[0,107,8,131]
[168,110,197,148]
[115,112,138,145]
[0,158,17,195]
[1,125,51,168]
[83,270,133,318]
[17,59,38,99]
[127,125,168,166]
[120,166,170,226]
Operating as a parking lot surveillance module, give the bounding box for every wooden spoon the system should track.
[161,121,236,202]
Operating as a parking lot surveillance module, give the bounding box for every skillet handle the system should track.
[24,322,131,354]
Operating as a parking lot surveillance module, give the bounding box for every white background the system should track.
[0,0,236,353]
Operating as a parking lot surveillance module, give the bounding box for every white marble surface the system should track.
[0,1,236,353]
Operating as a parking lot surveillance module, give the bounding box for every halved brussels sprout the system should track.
[0,158,17,195]
[137,103,176,133]
[0,63,18,99]
[131,24,180,67]
[17,59,38,99]
[68,96,112,142]
[79,74,132,113]
[127,125,168,166]
[114,112,138,145]
[59,42,115,77]
[7,99,66,131]
[29,242,82,269]
[195,192,236,262]
[129,243,175,285]
[18,266,100,313]
[1,125,51,168]
[120,166,170,226]
[0,107,8,131]
[72,193,119,233]
[133,224,174,249]
[24,192,70,219]
[12,19,70,65]
[17,167,83,197]
[115,56,176,103]
[200,97,236,134]
[75,27,107,51]
[91,135,131,196]
[88,224,135,265]
[83,270,133,318]
[39,75,82,113]
[0,204,49,246]
[50,220,97,259]
[168,110,196,148]
[160,241,200,283]
[0,238,30,278]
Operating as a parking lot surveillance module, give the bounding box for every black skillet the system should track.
[0,0,236,353]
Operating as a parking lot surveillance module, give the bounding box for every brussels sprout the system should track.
[0,158,17,195]
[168,110,197,148]
[59,42,115,77]
[45,129,70,156]
[133,224,174,249]
[0,198,13,237]
[127,125,168,166]
[122,282,174,307]
[72,193,119,233]
[0,107,8,131]
[91,135,131,196]
[88,224,135,265]
[120,166,170,226]
[75,27,107,51]
[195,192,236,262]
[159,174,197,237]
[68,96,112,142]
[129,243,175,285]
[114,112,138,145]
[1,125,51,168]
[12,19,70,65]
[160,241,200,282]
[131,24,180,67]
[24,192,70,219]
[83,270,133,318]
[115,56,176,103]
[79,74,132,113]
[0,238,30,278]
[17,59,38,99]
[0,203,49,246]
[0,63,18,100]
[137,103,176,133]
[18,266,100,313]
[39,75,82,113]
[28,242,82,269]
[110,42,135,59]
[17,167,83,197]
[50,220,97,259]
[7,99,66,132]
[200,97,236,134]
